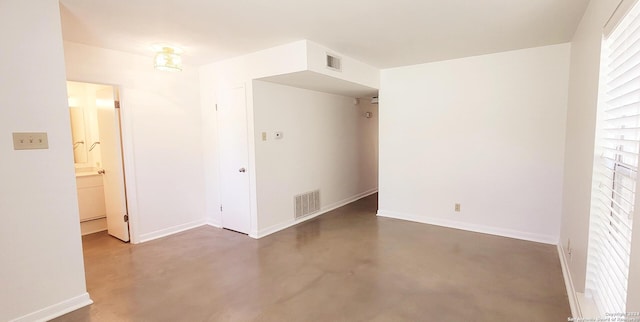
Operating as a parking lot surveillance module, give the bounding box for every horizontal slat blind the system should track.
[587,2,640,316]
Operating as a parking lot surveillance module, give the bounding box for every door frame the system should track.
[68,79,140,243]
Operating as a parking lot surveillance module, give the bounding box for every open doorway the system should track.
[66,81,130,242]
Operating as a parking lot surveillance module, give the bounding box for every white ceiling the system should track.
[59,0,589,69]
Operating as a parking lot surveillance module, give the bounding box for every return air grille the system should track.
[294,190,320,219]
[326,54,341,71]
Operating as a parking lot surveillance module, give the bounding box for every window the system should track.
[587,1,640,315]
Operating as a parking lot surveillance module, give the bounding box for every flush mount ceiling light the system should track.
[153,45,183,72]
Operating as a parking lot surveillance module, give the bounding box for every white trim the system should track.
[249,226,259,238]
[576,292,601,318]
[245,82,260,240]
[10,292,92,322]
[118,87,141,244]
[137,220,206,243]
[80,227,107,235]
[80,218,107,236]
[206,219,222,228]
[251,188,378,239]
[376,210,559,245]
[558,244,582,318]
[604,0,639,38]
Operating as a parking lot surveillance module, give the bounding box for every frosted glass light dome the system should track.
[153,46,182,72]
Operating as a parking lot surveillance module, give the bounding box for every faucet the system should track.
[89,141,101,151]
[73,141,84,150]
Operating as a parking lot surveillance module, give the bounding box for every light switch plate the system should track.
[13,132,49,150]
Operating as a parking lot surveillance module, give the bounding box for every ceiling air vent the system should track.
[326,53,342,72]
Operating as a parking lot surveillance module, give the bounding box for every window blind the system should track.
[587,2,640,315]
[604,0,640,39]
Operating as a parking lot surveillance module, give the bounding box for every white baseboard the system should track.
[206,219,222,228]
[376,210,558,245]
[558,244,581,318]
[576,292,600,318]
[137,219,207,243]
[251,188,378,239]
[80,218,107,236]
[10,292,92,322]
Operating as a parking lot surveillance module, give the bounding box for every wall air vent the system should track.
[326,54,342,72]
[294,190,320,219]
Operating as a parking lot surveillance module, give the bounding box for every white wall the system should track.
[200,40,309,229]
[560,0,620,295]
[378,43,571,244]
[200,40,380,233]
[200,72,222,227]
[0,0,90,320]
[356,99,380,191]
[252,81,378,235]
[306,41,380,89]
[205,40,309,84]
[64,42,206,243]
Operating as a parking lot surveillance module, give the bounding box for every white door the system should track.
[217,85,251,234]
[97,88,130,242]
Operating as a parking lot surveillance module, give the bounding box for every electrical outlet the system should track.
[12,132,48,150]
[454,203,460,212]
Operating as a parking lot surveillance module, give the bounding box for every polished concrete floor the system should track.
[54,194,570,321]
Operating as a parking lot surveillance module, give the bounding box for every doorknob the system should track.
[98,169,106,175]
[239,168,246,173]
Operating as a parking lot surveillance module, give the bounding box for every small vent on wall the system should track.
[326,54,342,71]
[294,190,320,219]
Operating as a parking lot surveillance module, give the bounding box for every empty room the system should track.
[2,0,640,321]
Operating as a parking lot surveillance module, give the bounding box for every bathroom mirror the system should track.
[69,106,88,164]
